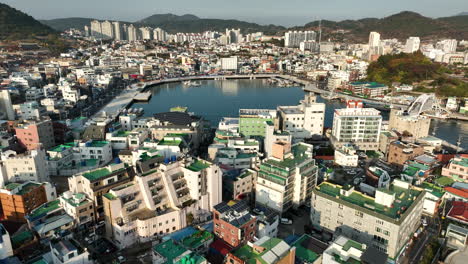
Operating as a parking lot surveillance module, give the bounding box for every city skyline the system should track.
[2,0,467,26]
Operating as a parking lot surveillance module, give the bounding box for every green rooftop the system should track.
[452,157,468,168]
[187,160,210,172]
[61,193,89,207]
[435,176,455,187]
[421,182,445,198]
[342,239,363,252]
[83,166,126,181]
[153,239,188,264]
[28,200,61,219]
[181,230,213,250]
[291,235,320,263]
[103,193,117,200]
[159,139,182,146]
[115,131,131,137]
[49,142,75,152]
[11,230,34,248]
[263,144,311,170]
[315,182,423,221]
[232,237,285,264]
[4,182,21,191]
[89,140,109,148]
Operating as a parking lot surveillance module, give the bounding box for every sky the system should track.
[2,0,468,26]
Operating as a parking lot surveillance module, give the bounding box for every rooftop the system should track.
[315,182,423,221]
[263,144,312,170]
[291,235,321,263]
[82,165,126,181]
[11,230,34,248]
[28,200,61,219]
[49,142,75,152]
[152,239,188,264]
[232,237,289,264]
[181,230,214,250]
[186,160,210,172]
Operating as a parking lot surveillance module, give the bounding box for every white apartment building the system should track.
[263,121,292,158]
[153,28,167,42]
[368,32,381,48]
[436,39,458,53]
[0,149,49,186]
[311,180,424,261]
[100,21,114,39]
[113,21,123,40]
[103,158,221,248]
[256,142,318,213]
[323,236,388,264]
[90,20,102,38]
[140,27,153,40]
[277,92,325,141]
[331,100,382,151]
[404,37,420,53]
[334,144,359,167]
[50,239,92,264]
[220,56,238,71]
[285,31,316,48]
[0,89,15,120]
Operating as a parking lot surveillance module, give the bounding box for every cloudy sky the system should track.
[2,0,467,26]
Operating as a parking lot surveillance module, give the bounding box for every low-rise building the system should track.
[334,144,359,167]
[152,239,207,264]
[323,235,388,264]
[0,224,13,260]
[59,191,95,227]
[388,110,431,139]
[0,149,49,184]
[0,181,56,222]
[387,141,425,168]
[442,155,468,183]
[225,236,295,264]
[213,200,256,248]
[311,180,425,260]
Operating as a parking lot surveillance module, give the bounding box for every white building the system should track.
[140,27,153,40]
[0,89,15,120]
[90,20,102,38]
[220,56,238,71]
[0,149,49,186]
[331,100,382,151]
[368,32,381,48]
[404,37,420,53]
[277,91,325,141]
[0,224,13,260]
[101,21,114,39]
[311,180,424,260]
[103,158,221,248]
[334,144,359,167]
[285,31,316,48]
[436,39,458,53]
[323,236,388,264]
[50,239,92,264]
[256,142,318,213]
[113,21,123,40]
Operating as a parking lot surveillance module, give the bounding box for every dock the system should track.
[133,92,152,102]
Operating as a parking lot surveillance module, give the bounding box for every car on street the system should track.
[280,218,293,225]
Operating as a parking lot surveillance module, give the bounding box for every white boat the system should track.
[182,81,201,87]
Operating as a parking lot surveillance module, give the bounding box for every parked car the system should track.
[280,218,293,225]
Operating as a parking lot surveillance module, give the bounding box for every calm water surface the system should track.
[132,79,467,149]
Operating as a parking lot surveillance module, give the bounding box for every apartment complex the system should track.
[311,180,424,260]
[213,200,256,248]
[331,100,382,151]
[68,163,135,219]
[285,30,316,48]
[0,182,56,222]
[256,142,318,213]
[103,158,221,248]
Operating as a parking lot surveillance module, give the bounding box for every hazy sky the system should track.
[2,0,467,26]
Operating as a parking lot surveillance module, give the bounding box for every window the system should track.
[355,211,363,218]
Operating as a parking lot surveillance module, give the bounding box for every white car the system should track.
[280,218,293,225]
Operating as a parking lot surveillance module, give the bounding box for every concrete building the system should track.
[152,239,207,264]
[239,109,277,138]
[0,89,14,120]
[50,239,92,264]
[388,110,431,139]
[103,158,221,248]
[90,20,102,38]
[331,100,382,151]
[368,32,381,48]
[213,200,256,248]
[127,24,139,42]
[15,119,55,151]
[0,224,13,260]
[113,21,123,40]
[68,163,134,219]
[140,27,153,40]
[436,39,458,53]
[226,236,295,264]
[220,56,238,71]
[387,141,425,168]
[226,28,241,44]
[334,144,359,167]
[323,235,388,264]
[285,30,316,48]
[0,181,56,222]
[264,121,292,158]
[277,92,325,141]
[0,149,49,184]
[153,28,167,42]
[256,142,318,213]
[311,179,425,260]
[442,155,468,182]
[404,37,420,53]
[59,191,95,226]
[100,21,114,39]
